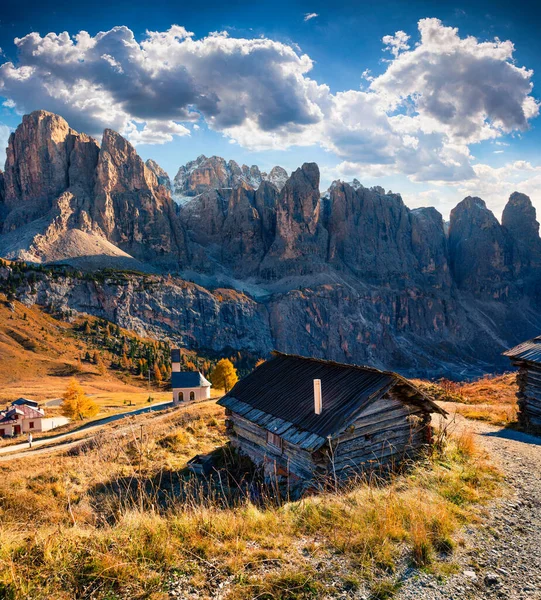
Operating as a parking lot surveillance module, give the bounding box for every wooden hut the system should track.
[504,337,541,430]
[217,352,445,486]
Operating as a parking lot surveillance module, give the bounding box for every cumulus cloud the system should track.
[304,13,319,21]
[382,31,410,57]
[0,18,537,187]
[0,25,322,145]
[371,18,538,144]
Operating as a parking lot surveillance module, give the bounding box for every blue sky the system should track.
[0,0,540,216]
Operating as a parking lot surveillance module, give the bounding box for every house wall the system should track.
[0,424,14,437]
[227,412,323,481]
[0,416,70,436]
[173,386,210,404]
[330,394,430,479]
[514,362,541,428]
[39,417,70,432]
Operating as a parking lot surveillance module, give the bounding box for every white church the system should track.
[171,349,211,404]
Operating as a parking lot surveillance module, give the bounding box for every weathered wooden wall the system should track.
[329,393,429,479]
[226,412,324,481]
[513,361,541,429]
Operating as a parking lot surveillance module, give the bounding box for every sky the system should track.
[0,0,540,218]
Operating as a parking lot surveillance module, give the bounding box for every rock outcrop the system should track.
[145,159,172,191]
[93,129,186,264]
[0,111,186,267]
[502,192,541,273]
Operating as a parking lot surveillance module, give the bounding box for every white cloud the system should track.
[0,25,321,146]
[0,18,537,190]
[304,13,319,22]
[382,31,410,57]
[371,18,538,144]
[0,123,11,165]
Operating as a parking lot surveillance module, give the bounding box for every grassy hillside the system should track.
[0,402,501,600]
[0,294,168,404]
[414,374,519,426]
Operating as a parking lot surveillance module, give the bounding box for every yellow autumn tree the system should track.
[210,358,239,393]
[60,379,98,420]
[153,362,163,383]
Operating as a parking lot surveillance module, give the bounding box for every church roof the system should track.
[171,371,211,388]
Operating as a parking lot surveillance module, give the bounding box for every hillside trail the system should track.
[398,411,541,600]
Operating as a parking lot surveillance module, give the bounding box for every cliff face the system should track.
[93,129,186,264]
[448,197,515,298]
[0,111,186,267]
[2,111,541,377]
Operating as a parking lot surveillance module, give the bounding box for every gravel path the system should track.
[398,420,541,600]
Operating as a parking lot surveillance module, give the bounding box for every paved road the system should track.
[0,400,174,458]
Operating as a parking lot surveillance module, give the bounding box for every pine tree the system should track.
[210,358,239,393]
[83,321,91,335]
[60,379,98,420]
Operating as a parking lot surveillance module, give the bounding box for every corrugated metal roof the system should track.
[218,352,444,449]
[503,336,541,363]
[171,371,211,388]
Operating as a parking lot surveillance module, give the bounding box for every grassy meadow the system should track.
[414,373,519,427]
[0,401,501,600]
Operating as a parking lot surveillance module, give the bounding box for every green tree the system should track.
[60,379,98,420]
[211,358,239,393]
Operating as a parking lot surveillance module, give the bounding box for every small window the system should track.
[178,392,184,401]
[190,391,195,401]
[266,431,282,452]
[29,422,35,429]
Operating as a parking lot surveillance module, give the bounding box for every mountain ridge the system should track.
[1,109,540,377]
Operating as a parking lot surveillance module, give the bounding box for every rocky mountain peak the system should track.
[172,154,288,199]
[145,159,172,191]
[449,196,513,293]
[502,192,541,272]
[3,110,73,209]
[267,166,288,191]
[502,192,538,236]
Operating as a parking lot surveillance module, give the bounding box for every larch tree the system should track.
[153,362,163,383]
[60,379,98,420]
[210,358,239,393]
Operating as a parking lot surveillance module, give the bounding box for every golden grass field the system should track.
[414,373,519,427]
[0,400,501,600]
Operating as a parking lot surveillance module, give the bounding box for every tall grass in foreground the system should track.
[0,407,500,600]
